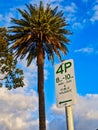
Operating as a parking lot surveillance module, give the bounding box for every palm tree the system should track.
[8,1,71,130]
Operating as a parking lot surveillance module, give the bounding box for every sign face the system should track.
[54,59,77,108]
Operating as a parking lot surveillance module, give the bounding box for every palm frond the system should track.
[9,1,71,65]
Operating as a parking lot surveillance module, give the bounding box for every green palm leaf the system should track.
[9,1,71,64]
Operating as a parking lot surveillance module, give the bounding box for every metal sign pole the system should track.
[65,105,74,130]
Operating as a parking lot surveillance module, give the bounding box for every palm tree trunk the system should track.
[37,44,46,130]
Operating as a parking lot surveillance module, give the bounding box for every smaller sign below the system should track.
[54,59,77,108]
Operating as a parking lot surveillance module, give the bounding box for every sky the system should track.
[0,0,98,130]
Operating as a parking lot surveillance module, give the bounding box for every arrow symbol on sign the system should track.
[59,99,72,104]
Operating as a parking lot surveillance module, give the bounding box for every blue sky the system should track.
[0,0,98,130]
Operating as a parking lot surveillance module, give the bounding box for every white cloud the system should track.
[48,118,66,130]
[72,22,83,29]
[0,12,15,27]
[6,13,13,22]
[1,84,98,130]
[73,94,98,119]
[72,18,87,30]
[74,47,94,54]
[90,3,98,22]
[0,88,38,130]
[0,86,50,130]
[64,2,78,24]
[49,94,98,130]
[65,2,77,13]
[17,59,49,90]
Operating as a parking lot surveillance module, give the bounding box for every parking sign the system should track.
[54,59,77,108]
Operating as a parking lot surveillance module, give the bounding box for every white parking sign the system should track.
[54,59,77,108]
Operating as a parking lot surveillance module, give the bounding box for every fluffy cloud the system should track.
[73,94,98,130]
[1,83,98,130]
[0,88,38,130]
[17,59,49,90]
[72,22,84,29]
[64,2,77,13]
[64,2,78,23]
[20,59,38,88]
[49,94,98,130]
[90,2,98,22]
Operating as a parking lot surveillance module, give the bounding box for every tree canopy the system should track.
[9,1,71,66]
[0,27,24,90]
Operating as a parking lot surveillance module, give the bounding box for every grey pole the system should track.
[65,105,74,130]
